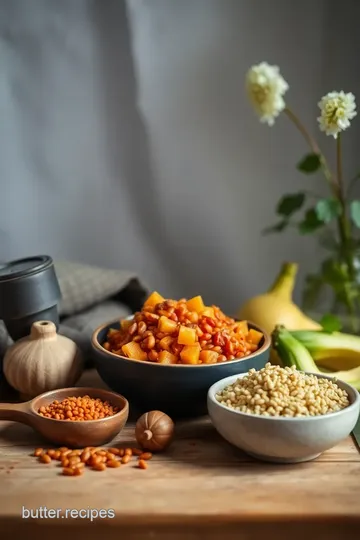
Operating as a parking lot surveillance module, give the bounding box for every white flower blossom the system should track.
[317,91,357,138]
[246,62,289,126]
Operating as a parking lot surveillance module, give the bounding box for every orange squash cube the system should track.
[144,291,165,309]
[159,336,174,350]
[158,316,178,334]
[122,341,147,361]
[236,320,249,335]
[177,325,196,345]
[200,307,215,318]
[247,328,263,345]
[186,295,205,313]
[158,351,177,364]
[180,343,201,364]
[199,350,219,364]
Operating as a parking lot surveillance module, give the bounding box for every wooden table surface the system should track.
[0,369,359,540]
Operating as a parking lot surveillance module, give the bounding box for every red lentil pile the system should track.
[34,446,151,476]
[38,396,119,421]
[103,292,264,365]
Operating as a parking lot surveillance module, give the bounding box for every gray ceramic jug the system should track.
[0,255,61,341]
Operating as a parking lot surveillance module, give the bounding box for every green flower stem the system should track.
[284,107,319,152]
[284,107,335,191]
[335,135,357,330]
[336,134,351,237]
[285,107,358,331]
[284,107,348,242]
[336,135,353,262]
[335,136,348,243]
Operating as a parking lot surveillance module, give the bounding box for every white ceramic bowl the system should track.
[207,372,360,463]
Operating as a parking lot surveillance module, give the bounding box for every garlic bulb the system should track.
[3,321,84,398]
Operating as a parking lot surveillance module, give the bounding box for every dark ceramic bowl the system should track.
[91,319,271,418]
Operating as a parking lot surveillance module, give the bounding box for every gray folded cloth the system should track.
[55,260,147,317]
[0,260,148,362]
[59,300,132,357]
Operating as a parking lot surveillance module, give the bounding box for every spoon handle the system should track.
[0,401,35,426]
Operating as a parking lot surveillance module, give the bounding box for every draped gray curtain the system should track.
[1,0,359,314]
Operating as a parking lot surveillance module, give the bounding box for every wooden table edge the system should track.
[1,513,360,540]
[1,513,360,526]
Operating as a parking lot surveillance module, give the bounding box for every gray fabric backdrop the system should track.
[1,0,359,315]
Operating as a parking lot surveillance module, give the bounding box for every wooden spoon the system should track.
[0,387,129,448]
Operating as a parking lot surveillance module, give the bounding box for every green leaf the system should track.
[262,220,288,235]
[297,153,321,173]
[276,193,306,217]
[320,313,342,333]
[315,198,342,223]
[350,200,360,228]
[321,258,348,286]
[298,208,324,234]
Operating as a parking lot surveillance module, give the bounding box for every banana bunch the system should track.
[272,327,360,389]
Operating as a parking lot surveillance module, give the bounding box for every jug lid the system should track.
[0,256,54,282]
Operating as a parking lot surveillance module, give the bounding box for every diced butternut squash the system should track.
[186,295,205,313]
[235,320,249,335]
[247,328,263,345]
[180,343,201,364]
[200,307,215,318]
[158,350,177,364]
[158,316,178,334]
[177,325,197,345]
[159,336,174,350]
[199,350,219,364]
[122,341,147,361]
[144,291,165,308]
[120,319,132,331]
